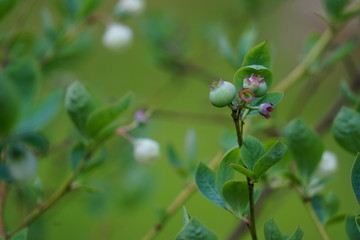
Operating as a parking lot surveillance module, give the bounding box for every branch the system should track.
[0,182,7,238]
[5,146,99,239]
[141,152,223,240]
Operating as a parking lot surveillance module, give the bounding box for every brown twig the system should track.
[0,182,7,238]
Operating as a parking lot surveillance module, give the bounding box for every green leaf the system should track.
[233,65,273,91]
[248,92,284,117]
[356,216,360,232]
[0,0,19,21]
[16,89,63,132]
[326,213,346,226]
[17,133,49,156]
[311,192,340,224]
[176,218,219,240]
[222,181,249,217]
[215,147,240,194]
[10,228,28,240]
[253,141,287,178]
[3,59,40,106]
[340,81,359,105]
[324,0,351,19]
[236,26,258,65]
[240,136,265,170]
[264,218,285,240]
[0,76,20,136]
[195,162,226,208]
[333,107,360,155]
[287,227,304,240]
[70,143,86,170]
[167,144,186,177]
[322,37,357,68]
[65,81,97,136]
[242,41,272,69]
[182,207,191,225]
[351,153,360,205]
[85,93,132,138]
[284,119,324,181]
[230,163,257,180]
[78,0,101,20]
[346,215,360,240]
[218,34,237,68]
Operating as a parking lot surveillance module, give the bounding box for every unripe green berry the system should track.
[209,80,236,108]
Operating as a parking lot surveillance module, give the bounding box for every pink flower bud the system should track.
[258,103,274,119]
[243,73,267,97]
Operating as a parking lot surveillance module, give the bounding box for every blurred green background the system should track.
[1,0,359,239]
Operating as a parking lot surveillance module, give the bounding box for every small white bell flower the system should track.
[102,23,133,50]
[115,0,145,15]
[317,151,338,177]
[8,150,38,182]
[133,138,160,164]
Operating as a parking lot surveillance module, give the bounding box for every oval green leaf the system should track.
[242,41,272,69]
[333,107,360,155]
[284,119,323,181]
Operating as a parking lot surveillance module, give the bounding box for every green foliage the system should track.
[60,0,102,21]
[323,0,351,20]
[351,153,360,204]
[231,164,257,180]
[85,93,132,138]
[70,143,86,170]
[215,147,240,193]
[3,59,40,107]
[242,41,272,69]
[284,119,324,181]
[65,81,97,137]
[10,228,28,240]
[346,216,360,240]
[322,37,357,68]
[167,144,186,176]
[253,141,287,179]
[311,192,340,225]
[0,77,20,136]
[222,180,249,218]
[341,81,359,105]
[167,129,198,178]
[237,26,258,67]
[333,107,360,155]
[233,65,273,91]
[264,218,283,240]
[240,136,266,170]
[16,89,63,132]
[0,0,19,21]
[196,148,241,209]
[264,218,304,240]
[176,213,219,240]
[195,162,226,209]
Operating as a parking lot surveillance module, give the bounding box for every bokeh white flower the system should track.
[102,23,133,50]
[317,151,338,177]
[133,138,160,164]
[115,0,145,15]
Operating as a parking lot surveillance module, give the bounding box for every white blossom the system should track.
[115,0,145,15]
[133,138,160,164]
[102,23,133,50]
[317,151,338,177]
